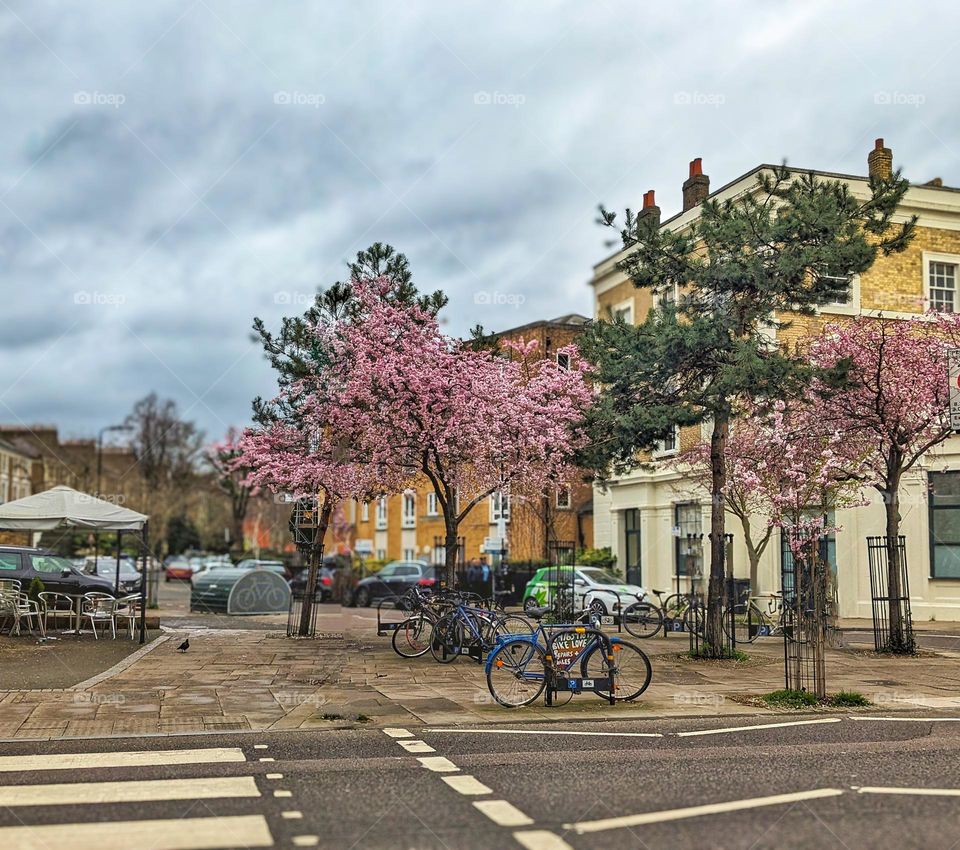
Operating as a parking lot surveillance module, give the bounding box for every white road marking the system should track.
[417,756,459,772]
[0,776,259,807]
[397,739,436,753]
[849,716,960,722]
[442,775,493,796]
[425,728,663,738]
[564,788,845,833]
[677,718,842,737]
[265,773,283,780]
[0,815,273,850]
[254,744,269,749]
[273,790,293,798]
[281,811,303,820]
[513,830,576,850]
[383,727,414,738]
[858,786,960,797]
[259,757,275,762]
[473,800,535,827]
[0,747,246,773]
[292,837,319,847]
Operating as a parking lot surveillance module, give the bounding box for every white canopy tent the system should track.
[0,486,146,531]
[0,486,150,643]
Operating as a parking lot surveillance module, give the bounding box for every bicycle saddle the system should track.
[525,606,553,620]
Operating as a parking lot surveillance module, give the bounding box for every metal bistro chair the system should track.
[0,589,46,637]
[81,592,118,639]
[115,595,142,640]
[38,592,79,635]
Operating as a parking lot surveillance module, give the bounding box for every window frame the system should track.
[555,488,571,510]
[490,490,511,523]
[929,471,960,579]
[924,252,960,315]
[375,497,388,530]
[401,492,416,529]
[426,492,438,516]
[653,424,680,458]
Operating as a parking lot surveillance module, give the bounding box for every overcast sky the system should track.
[2,0,958,443]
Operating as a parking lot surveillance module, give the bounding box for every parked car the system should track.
[522,566,647,615]
[164,558,193,582]
[235,559,287,577]
[350,560,435,607]
[82,556,143,594]
[0,546,116,596]
[288,565,337,601]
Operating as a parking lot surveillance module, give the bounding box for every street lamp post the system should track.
[93,424,131,567]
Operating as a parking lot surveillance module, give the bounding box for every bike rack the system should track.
[543,626,615,706]
[375,596,407,636]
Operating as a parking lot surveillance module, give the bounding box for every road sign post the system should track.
[949,348,960,432]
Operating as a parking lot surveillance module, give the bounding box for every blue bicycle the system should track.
[484,608,652,707]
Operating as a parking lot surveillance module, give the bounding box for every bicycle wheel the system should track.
[495,614,534,636]
[582,639,652,702]
[723,603,760,644]
[392,614,433,658]
[622,602,663,639]
[661,593,686,620]
[430,614,463,664]
[486,641,547,707]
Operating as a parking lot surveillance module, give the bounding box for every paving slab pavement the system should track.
[0,612,959,740]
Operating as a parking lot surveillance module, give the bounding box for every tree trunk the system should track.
[706,413,729,657]
[443,512,459,591]
[739,513,761,595]
[883,475,912,653]
[299,499,333,637]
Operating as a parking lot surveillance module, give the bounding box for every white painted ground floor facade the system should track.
[593,436,960,622]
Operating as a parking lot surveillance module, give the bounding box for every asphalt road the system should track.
[1,714,959,849]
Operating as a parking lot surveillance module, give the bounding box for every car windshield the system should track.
[578,568,622,585]
[93,561,140,578]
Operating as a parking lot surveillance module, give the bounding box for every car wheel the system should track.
[523,596,538,612]
[589,598,608,616]
[356,587,371,607]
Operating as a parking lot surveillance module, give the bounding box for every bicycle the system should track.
[484,602,652,707]
[723,593,789,644]
[428,595,531,663]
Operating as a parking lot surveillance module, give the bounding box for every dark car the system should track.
[0,546,116,596]
[82,556,143,595]
[351,560,436,607]
[289,556,347,602]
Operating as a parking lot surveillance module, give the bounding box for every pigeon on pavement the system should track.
[177,638,190,652]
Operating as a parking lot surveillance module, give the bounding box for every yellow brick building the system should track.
[591,140,960,619]
[349,315,594,567]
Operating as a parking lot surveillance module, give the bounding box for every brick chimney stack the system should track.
[682,158,710,211]
[868,138,893,181]
[639,189,660,227]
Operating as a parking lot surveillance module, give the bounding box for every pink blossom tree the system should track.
[810,313,960,652]
[208,427,260,550]
[334,280,596,586]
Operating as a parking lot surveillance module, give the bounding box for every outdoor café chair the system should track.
[0,590,46,637]
[81,592,117,639]
[38,591,78,634]
[0,579,22,594]
[115,594,142,639]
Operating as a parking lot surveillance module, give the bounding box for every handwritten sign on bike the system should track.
[551,631,590,667]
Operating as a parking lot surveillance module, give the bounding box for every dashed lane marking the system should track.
[0,748,246,773]
[281,811,303,820]
[273,790,293,798]
[417,756,459,773]
[0,776,259,807]
[265,773,283,780]
[292,837,319,847]
[564,788,846,833]
[849,716,960,722]
[397,740,436,753]
[442,775,493,796]
[258,757,275,762]
[676,718,842,737]
[513,830,576,850]
[382,727,414,738]
[472,800,535,827]
[254,744,269,749]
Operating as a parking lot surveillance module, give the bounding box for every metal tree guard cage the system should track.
[866,536,915,654]
[289,497,319,552]
[781,535,828,698]
[288,496,321,637]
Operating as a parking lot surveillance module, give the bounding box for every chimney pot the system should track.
[682,158,710,212]
[639,189,660,227]
[868,138,893,181]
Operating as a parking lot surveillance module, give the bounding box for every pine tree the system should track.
[580,164,915,656]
